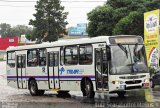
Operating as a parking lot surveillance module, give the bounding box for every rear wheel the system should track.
[117,91,126,97]
[29,80,45,96]
[82,79,95,98]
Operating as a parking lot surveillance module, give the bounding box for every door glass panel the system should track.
[49,53,54,67]
[95,48,108,90]
[22,56,26,68]
[17,56,22,68]
[54,53,59,66]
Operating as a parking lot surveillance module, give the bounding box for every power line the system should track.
[0,0,35,2]
[0,0,107,3]
[0,5,33,7]
[0,4,98,8]
[62,0,106,2]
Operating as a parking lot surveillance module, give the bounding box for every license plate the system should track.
[119,85,125,89]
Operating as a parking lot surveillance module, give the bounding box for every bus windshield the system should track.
[110,44,148,74]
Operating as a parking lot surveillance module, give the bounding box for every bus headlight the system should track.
[112,81,124,84]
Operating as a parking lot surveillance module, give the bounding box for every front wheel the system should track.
[82,80,95,98]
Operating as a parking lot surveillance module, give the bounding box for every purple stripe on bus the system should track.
[7,76,95,79]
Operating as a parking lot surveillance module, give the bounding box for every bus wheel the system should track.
[117,91,126,97]
[84,80,95,98]
[29,80,38,96]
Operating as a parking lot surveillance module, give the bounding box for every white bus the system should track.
[6,35,150,98]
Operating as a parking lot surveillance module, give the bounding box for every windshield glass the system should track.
[110,44,148,74]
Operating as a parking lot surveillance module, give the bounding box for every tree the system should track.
[0,23,12,37]
[87,0,159,37]
[0,23,33,39]
[11,25,33,40]
[113,11,144,36]
[29,0,68,42]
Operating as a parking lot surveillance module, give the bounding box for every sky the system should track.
[0,0,106,27]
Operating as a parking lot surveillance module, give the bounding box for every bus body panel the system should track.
[26,67,49,90]
[7,65,17,89]
[59,65,95,91]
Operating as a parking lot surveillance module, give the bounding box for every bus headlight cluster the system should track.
[112,81,124,84]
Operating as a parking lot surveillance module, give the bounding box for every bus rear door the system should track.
[16,54,27,89]
[47,48,60,89]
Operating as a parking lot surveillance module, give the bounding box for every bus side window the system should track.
[64,46,78,65]
[79,44,93,65]
[39,49,46,66]
[27,50,38,67]
[7,52,15,68]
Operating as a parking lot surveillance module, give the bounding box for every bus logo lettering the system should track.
[67,69,79,74]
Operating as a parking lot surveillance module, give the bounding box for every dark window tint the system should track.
[60,47,64,65]
[39,49,46,66]
[48,52,59,66]
[49,53,54,66]
[7,52,15,68]
[79,45,93,65]
[65,46,78,65]
[54,53,59,66]
[17,56,26,68]
[27,50,38,67]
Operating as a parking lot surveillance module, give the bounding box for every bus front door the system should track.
[48,52,60,89]
[17,55,27,89]
[95,48,108,91]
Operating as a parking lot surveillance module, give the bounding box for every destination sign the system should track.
[109,36,143,44]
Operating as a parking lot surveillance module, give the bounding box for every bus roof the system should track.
[6,35,142,51]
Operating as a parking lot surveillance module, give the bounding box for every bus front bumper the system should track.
[110,82,150,93]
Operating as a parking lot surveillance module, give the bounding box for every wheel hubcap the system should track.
[85,83,90,95]
[31,83,36,93]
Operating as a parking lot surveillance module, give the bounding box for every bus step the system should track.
[51,88,60,92]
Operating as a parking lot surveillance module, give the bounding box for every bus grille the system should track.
[125,86,142,90]
[119,75,146,79]
[125,80,142,84]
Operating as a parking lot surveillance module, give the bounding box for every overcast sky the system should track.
[0,0,106,27]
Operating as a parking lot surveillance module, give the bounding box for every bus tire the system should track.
[117,91,126,97]
[29,79,39,96]
[83,79,95,98]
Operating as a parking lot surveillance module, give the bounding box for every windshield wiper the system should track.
[134,43,138,54]
[117,43,128,58]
